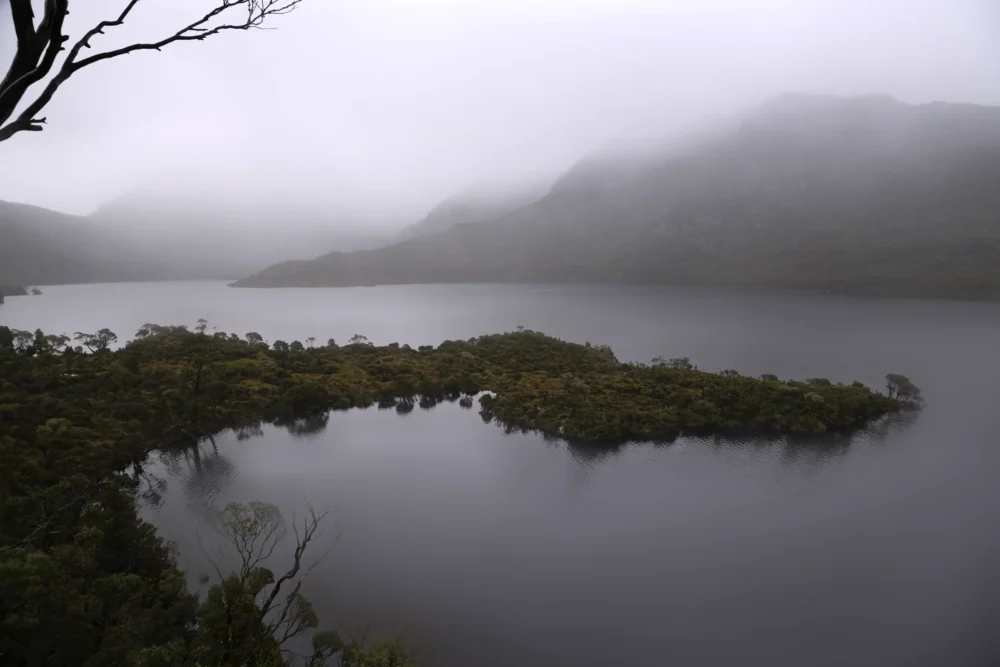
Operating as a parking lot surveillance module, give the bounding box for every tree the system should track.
[10,328,33,353]
[653,356,694,371]
[246,332,265,346]
[885,373,923,406]
[31,328,47,354]
[196,500,340,666]
[290,340,304,353]
[196,319,209,335]
[73,328,117,352]
[348,334,369,346]
[0,0,304,144]
[272,340,290,353]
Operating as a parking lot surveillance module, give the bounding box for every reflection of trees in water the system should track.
[146,435,238,517]
[135,403,921,510]
[132,460,170,508]
[695,432,852,476]
[858,410,922,442]
[234,422,264,441]
[272,412,330,439]
[480,407,918,472]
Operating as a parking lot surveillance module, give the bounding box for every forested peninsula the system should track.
[0,324,919,665]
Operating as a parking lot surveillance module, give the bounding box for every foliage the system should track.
[192,501,337,667]
[0,321,916,665]
[342,639,415,667]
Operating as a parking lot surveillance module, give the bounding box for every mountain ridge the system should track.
[232,94,1000,299]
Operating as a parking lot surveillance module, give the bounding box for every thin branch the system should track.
[272,546,332,645]
[73,0,301,70]
[197,530,227,582]
[258,502,330,623]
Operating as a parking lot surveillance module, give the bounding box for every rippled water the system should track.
[4,282,1000,666]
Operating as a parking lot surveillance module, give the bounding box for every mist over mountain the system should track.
[0,200,177,287]
[396,184,550,241]
[0,190,392,287]
[90,189,392,279]
[233,94,1000,299]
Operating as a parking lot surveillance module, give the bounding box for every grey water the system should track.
[3,282,1000,666]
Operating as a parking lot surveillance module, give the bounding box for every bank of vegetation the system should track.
[0,323,920,666]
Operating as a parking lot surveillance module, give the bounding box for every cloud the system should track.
[0,0,997,220]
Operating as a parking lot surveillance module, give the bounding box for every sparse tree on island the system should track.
[885,373,923,406]
[0,0,305,144]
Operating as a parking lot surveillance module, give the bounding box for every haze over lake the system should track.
[3,281,999,666]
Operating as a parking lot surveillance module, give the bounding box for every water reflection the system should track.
[147,436,238,517]
[481,410,915,469]
[132,460,170,508]
[140,402,916,513]
[136,393,959,667]
[273,412,331,439]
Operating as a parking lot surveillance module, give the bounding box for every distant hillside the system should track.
[233,94,1000,299]
[91,192,389,279]
[0,200,176,286]
[395,186,548,241]
[0,193,390,287]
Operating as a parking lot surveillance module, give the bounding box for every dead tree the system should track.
[0,0,302,143]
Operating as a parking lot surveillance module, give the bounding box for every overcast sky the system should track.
[0,0,997,223]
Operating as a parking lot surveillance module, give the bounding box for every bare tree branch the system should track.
[0,0,303,144]
[258,501,332,628]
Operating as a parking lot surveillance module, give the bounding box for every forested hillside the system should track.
[234,94,1000,299]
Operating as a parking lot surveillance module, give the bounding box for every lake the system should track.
[3,281,1000,666]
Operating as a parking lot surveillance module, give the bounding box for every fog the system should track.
[0,0,998,225]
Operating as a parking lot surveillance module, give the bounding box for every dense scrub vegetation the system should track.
[0,323,916,665]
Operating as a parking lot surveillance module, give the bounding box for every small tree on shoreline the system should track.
[885,373,923,406]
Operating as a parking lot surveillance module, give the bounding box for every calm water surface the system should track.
[3,282,1000,666]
